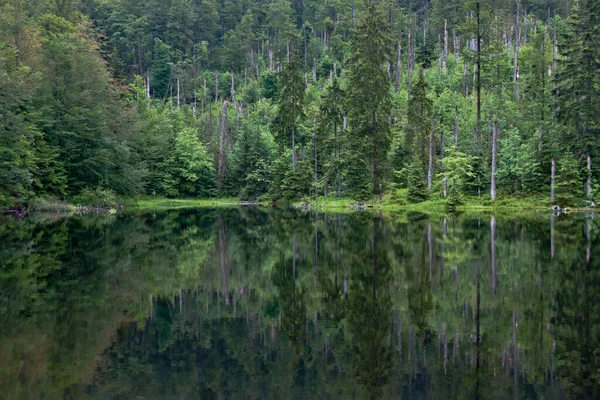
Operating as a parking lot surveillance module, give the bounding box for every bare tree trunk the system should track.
[587,155,592,198]
[441,124,446,197]
[454,29,459,64]
[476,2,481,148]
[551,158,556,202]
[215,72,219,102]
[514,0,520,99]
[209,101,213,144]
[231,72,235,104]
[395,40,402,93]
[292,122,296,170]
[146,69,150,99]
[443,20,448,74]
[314,115,318,201]
[203,76,206,113]
[218,99,228,191]
[269,47,273,70]
[553,11,557,74]
[491,120,498,200]
[177,78,180,108]
[454,106,459,148]
[428,119,435,190]
[407,20,412,96]
[313,57,317,81]
[437,34,441,80]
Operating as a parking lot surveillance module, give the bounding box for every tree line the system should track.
[1,0,599,207]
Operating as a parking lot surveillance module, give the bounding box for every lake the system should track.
[1,208,598,399]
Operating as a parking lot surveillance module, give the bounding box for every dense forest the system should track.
[1,0,599,208]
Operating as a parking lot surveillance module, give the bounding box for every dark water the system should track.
[1,208,599,399]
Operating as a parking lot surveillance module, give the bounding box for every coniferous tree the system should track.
[345,0,393,200]
[274,52,305,171]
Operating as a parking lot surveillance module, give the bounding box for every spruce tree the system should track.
[345,0,393,200]
[274,53,305,171]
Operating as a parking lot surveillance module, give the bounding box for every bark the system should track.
[313,57,317,81]
[437,34,441,80]
[215,72,219,102]
[428,119,435,190]
[476,3,481,147]
[491,120,498,200]
[146,69,150,99]
[203,77,207,113]
[218,99,228,191]
[292,121,296,170]
[209,101,213,144]
[177,78,180,108]
[514,0,520,99]
[443,20,448,74]
[454,106,459,148]
[314,115,318,201]
[231,72,235,104]
[395,40,402,93]
[551,158,555,202]
[454,29,459,64]
[441,124,446,197]
[553,11,557,74]
[587,155,592,198]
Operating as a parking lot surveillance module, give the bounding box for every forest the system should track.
[1,0,599,209]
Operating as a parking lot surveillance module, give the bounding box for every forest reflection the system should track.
[1,208,598,399]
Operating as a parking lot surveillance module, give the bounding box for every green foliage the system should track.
[72,186,119,207]
[407,163,428,203]
[555,153,583,206]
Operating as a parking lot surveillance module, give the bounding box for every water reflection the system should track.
[0,209,599,399]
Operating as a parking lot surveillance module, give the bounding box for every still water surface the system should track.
[1,208,599,399]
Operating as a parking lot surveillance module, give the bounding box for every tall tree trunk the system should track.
[443,20,448,74]
[441,123,446,197]
[231,72,235,103]
[454,29,459,64]
[428,119,435,189]
[203,77,206,113]
[177,78,180,108]
[218,99,228,191]
[552,11,557,74]
[514,0,520,99]
[491,120,498,200]
[454,106,459,148]
[292,122,296,170]
[551,158,556,202]
[587,155,592,198]
[215,72,219,102]
[437,34,441,79]
[476,2,481,148]
[314,115,318,201]
[395,39,402,93]
[313,57,317,81]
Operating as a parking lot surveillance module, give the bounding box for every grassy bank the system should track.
[125,197,253,210]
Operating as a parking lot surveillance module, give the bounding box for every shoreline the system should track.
[2,196,598,217]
